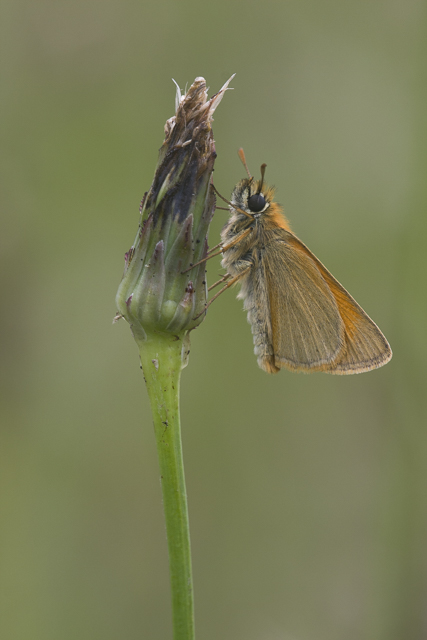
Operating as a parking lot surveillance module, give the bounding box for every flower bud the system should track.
[115,76,233,342]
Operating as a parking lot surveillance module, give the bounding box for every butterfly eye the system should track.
[247,193,266,213]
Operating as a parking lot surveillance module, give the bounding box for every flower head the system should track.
[115,76,233,343]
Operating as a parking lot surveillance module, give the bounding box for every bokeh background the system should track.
[2,1,427,639]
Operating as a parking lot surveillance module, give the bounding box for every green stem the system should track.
[137,333,194,640]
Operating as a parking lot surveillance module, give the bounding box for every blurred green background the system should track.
[2,1,426,639]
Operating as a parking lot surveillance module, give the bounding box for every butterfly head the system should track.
[230,150,276,219]
[230,176,276,217]
[228,149,289,231]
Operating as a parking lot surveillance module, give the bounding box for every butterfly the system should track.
[203,149,392,374]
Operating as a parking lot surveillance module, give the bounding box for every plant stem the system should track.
[137,333,194,640]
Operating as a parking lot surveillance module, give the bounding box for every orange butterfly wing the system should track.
[264,230,392,374]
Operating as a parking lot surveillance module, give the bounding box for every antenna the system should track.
[238,148,252,179]
[258,163,267,193]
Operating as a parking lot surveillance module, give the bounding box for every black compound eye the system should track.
[247,193,266,213]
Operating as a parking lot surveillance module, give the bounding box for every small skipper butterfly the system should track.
[198,149,392,374]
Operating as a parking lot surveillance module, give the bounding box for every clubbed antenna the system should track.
[238,148,252,179]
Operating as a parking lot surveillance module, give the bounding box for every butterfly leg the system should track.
[181,249,223,273]
[208,273,231,292]
[194,267,251,320]
[206,241,223,255]
[182,228,253,274]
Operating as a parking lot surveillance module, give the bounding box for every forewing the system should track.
[275,232,392,374]
[263,231,345,372]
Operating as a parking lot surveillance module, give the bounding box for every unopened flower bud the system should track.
[115,76,233,343]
